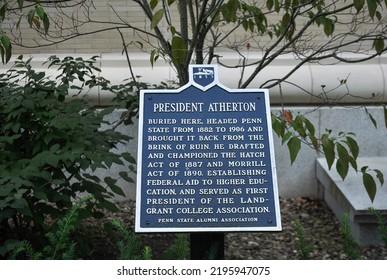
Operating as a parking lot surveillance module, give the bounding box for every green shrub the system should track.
[163,234,190,260]
[294,219,314,260]
[112,220,152,260]
[0,55,136,255]
[8,195,92,260]
[339,213,362,260]
[369,208,387,246]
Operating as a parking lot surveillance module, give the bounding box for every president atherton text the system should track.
[153,102,256,113]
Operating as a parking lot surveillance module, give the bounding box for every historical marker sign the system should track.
[135,65,281,232]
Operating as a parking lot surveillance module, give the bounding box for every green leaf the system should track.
[353,0,365,13]
[345,136,359,159]
[323,18,334,36]
[83,174,101,183]
[169,25,176,36]
[309,134,319,150]
[287,136,301,164]
[150,49,158,67]
[10,197,29,210]
[374,169,384,186]
[282,12,291,29]
[46,154,59,167]
[0,4,7,22]
[348,156,358,171]
[34,191,48,200]
[336,158,349,181]
[373,36,384,53]
[266,0,274,10]
[150,0,158,10]
[104,177,117,187]
[336,143,350,180]
[304,117,315,136]
[337,143,350,162]
[271,116,286,137]
[49,143,60,153]
[361,165,369,173]
[303,117,319,150]
[42,15,50,34]
[365,107,377,128]
[121,152,136,164]
[242,19,249,31]
[292,115,306,137]
[274,0,280,12]
[366,0,377,19]
[221,1,238,23]
[35,5,45,19]
[9,121,20,133]
[151,9,164,29]
[0,34,12,64]
[282,131,292,145]
[27,9,36,28]
[0,186,14,196]
[99,199,119,212]
[322,137,335,169]
[363,172,377,202]
[0,200,8,208]
[119,171,134,183]
[171,35,187,66]
[22,99,34,110]
[17,0,24,10]
[221,4,231,22]
[108,182,126,197]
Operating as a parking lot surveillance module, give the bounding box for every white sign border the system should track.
[135,65,281,233]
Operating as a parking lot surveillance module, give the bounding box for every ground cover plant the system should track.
[7,195,93,260]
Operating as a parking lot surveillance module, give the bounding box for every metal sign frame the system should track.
[135,65,281,233]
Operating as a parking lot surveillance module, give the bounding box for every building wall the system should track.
[8,0,382,55]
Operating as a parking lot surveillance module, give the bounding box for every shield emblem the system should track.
[192,66,215,88]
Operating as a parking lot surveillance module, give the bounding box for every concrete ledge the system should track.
[316,157,387,245]
[1,53,386,105]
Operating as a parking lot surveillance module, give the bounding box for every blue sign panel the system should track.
[135,65,281,232]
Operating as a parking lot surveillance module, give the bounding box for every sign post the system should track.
[135,65,281,258]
